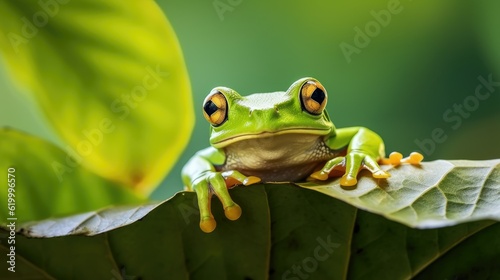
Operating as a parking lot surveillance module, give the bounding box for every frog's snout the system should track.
[248,107,280,119]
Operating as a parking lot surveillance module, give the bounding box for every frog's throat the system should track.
[212,128,332,148]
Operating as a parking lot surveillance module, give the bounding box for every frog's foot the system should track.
[380,152,403,166]
[221,170,261,187]
[193,171,257,233]
[401,152,424,164]
[192,172,250,233]
[357,154,390,182]
[309,157,344,181]
[310,153,391,187]
[200,215,217,233]
[380,152,423,165]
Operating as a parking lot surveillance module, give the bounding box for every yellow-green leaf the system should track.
[0,0,193,196]
[0,128,143,223]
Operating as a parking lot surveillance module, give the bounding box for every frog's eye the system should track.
[203,90,228,126]
[300,80,327,115]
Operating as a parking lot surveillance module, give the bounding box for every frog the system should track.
[182,77,423,233]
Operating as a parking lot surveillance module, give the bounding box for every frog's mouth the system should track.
[212,128,331,148]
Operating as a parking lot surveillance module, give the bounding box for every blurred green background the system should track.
[1,0,499,200]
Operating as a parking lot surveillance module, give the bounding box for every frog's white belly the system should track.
[220,133,340,182]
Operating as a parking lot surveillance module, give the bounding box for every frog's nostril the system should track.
[248,108,280,119]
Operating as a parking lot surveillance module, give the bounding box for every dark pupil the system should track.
[204,100,219,116]
[311,88,325,104]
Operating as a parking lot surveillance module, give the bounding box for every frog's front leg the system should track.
[182,147,260,233]
[311,127,412,186]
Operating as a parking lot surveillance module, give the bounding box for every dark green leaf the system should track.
[2,180,499,279]
[2,186,271,279]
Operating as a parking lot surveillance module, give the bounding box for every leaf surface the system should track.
[2,159,500,280]
[2,187,271,280]
[299,159,500,228]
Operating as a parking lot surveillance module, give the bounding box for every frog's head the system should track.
[202,77,335,148]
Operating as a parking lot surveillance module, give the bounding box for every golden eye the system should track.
[300,80,327,115]
[202,90,228,126]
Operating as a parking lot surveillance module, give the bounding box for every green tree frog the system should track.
[182,77,423,233]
